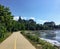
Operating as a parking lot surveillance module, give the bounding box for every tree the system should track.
[36,24,43,30]
[0,4,13,32]
[28,19,36,30]
[0,23,7,38]
[18,16,22,23]
[44,21,56,30]
[44,21,55,27]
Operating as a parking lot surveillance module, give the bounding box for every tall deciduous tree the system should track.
[0,4,13,32]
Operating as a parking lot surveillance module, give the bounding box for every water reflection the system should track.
[39,30,60,42]
[40,31,56,40]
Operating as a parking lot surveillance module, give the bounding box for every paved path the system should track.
[0,31,36,49]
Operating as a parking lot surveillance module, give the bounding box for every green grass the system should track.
[0,32,12,43]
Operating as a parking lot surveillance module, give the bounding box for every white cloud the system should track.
[40,20,48,22]
[13,16,27,21]
[29,17,35,20]
[13,16,19,21]
[21,17,27,20]
[36,19,48,24]
[21,17,36,20]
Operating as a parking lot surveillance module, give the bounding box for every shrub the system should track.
[42,43,57,49]
[0,24,7,38]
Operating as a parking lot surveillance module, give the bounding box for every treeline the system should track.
[17,17,60,30]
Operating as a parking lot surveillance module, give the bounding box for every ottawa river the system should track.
[38,30,60,42]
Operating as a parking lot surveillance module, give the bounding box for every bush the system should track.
[25,33,40,43]
[20,31,25,34]
[38,39,46,45]
[42,43,57,49]
[0,24,7,38]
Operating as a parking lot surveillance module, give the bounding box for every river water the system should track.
[38,30,60,42]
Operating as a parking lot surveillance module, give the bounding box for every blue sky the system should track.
[0,0,60,24]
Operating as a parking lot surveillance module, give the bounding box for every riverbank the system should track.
[21,31,58,49]
[40,38,60,49]
[40,38,60,47]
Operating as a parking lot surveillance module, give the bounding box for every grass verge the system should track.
[0,32,12,43]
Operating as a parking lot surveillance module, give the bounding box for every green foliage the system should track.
[42,43,57,49]
[11,20,21,31]
[0,4,13,40]
[0,32,11,42]
[0,4,13,32]
[20,31,25,34]
[0,23,7,38]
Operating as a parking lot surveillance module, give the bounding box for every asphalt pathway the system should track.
[0,31,36,49]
